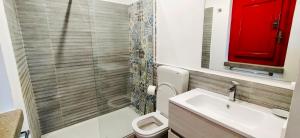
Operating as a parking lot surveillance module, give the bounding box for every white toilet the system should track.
[132,66,189,138]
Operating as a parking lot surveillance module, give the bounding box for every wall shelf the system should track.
[224,61,284,76]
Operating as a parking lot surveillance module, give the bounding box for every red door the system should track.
[229,0,296,66]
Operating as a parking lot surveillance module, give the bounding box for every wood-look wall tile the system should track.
[188,70,293,110]
[14,0,131,134]
[4,0,42,137]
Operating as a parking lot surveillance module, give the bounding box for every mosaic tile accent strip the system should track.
[3,0,41,137]
[129,0,155,114]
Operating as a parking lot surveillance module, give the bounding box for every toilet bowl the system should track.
[131,66,189,138]
[132,111,168,138]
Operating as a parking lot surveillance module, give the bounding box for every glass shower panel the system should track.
[90,0,131,116]
[89,0,140,137]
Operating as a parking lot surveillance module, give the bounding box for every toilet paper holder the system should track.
[144,83,178,114]
[147,83,178,96]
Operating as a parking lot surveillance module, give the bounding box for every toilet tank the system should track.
[156,66,189,117]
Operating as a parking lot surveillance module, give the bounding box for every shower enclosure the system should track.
[4,0,155,137]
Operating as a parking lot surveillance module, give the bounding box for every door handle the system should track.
[273,20,279,29]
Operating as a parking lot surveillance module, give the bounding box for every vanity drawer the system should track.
[169,103,245,138]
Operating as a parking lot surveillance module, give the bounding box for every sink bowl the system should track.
[186,94,265,129]
[170,88,286,138]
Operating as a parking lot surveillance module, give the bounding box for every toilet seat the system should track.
[132,111,168,137]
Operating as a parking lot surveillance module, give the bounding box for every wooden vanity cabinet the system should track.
[168,103,246,138]
[168,130,181,138]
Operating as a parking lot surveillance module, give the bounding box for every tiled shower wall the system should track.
[129,0,155,114]
[13,0,130,134]
[3,0,41,137]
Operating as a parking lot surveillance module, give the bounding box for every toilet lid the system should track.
[156,85,177,117]
[132,112,168,136]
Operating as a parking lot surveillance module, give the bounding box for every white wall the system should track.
[283,0,300,82]
[205,0,232,71]
[286,65,300,137]
[0,0,29,131]
[285,1,300,137]
[156,0,205,70]
[0,46,14,113]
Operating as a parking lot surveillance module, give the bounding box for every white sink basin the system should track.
[170,88,286,138]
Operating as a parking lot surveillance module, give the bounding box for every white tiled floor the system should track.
[42,106,140,138]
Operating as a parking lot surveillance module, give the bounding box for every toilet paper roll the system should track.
[147,85,156,95]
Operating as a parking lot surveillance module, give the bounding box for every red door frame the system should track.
[228,0,296,67]
[277,0,296,66]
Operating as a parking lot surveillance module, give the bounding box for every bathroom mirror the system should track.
[201,0,299,82]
